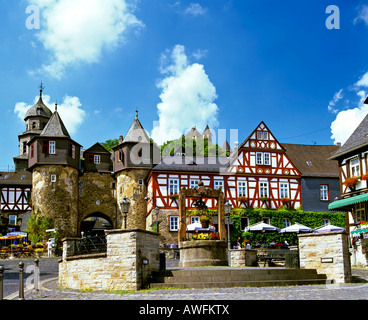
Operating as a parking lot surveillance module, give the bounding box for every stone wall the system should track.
[116,169,150,230]
[59,229,160,291]
[230,249,257,267]
[298,231,351,284]
[32,165,79,238]
[79,172,118,228]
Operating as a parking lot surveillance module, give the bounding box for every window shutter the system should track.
[41,141,48,154]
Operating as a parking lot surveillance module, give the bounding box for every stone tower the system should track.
[14,84,52,171]
[28,106,81,238]
[113,111,160,230]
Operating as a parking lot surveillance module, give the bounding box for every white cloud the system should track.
[14,94,85,135]
[354,4,368,25]
[327,89,343,114]
[28,0,143,79]
[330,74,368,145]
[151,45,219,145]
[184,3,207,16]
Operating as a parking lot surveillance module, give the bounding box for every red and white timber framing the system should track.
[0,187,32,211]
[146,122,302,214]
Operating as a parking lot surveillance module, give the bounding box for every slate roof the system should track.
[185,127,201,139]
[40,111,70,138]
[24,95,52,120]
[0,170,32,186]
[123,113,150,143]
[282,143,340,178]
[329,113,368,159]
[152,155,231,173]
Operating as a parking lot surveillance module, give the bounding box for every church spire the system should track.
[39,80,45,97]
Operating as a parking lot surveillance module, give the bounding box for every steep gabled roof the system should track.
[330,113,368,159]
[186,127,201,139]
[40,111,70,138]
[84,142,111,154]
[282,144,340,178]
[221,139,231,153]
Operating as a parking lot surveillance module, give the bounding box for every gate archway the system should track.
[80,212,113,237]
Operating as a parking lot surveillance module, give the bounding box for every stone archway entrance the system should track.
[178,181,227,243]
[80,212,113,237]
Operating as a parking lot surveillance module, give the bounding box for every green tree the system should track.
[100,139,119,151]
[26,212,59,244]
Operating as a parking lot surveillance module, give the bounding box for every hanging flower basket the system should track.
[260,197,271,209]
[280,198,293,209]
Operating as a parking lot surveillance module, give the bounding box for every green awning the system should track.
[328,193,368,210]
[351,228,368,235]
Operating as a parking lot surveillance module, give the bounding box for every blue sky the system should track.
[1,0,368,170]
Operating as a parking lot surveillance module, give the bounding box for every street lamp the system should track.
[120,196,130,229]
[224,200,232,266]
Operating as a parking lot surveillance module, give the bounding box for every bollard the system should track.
[0,266,4,300]
[18,262,25,300]
[34,259,39,291]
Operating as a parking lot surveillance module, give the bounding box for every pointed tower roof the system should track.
[40,109,70,138]
[24,82,53,120]
[186,127,201,139]
[222,139,231,152]
[330,113,368,159]
[123,110,150,143]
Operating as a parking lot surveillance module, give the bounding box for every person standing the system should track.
[47,239,53,257]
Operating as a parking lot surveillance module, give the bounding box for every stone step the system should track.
[148,268,328,289]
[149,278,329,289]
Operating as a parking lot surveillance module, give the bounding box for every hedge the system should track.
[188,208,346,247]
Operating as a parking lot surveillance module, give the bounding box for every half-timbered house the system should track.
[146,121,303,245]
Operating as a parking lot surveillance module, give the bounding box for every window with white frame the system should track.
[350,158,360,177]
[214,180,224,191]
[191,216,200,224]
[94,155,100,164]
[169,179,179,195]
[279,183,289,198]
[257,131,269,140]
[264,153,270,165]
[256,153,270,165]
[237,181,247,197]
[9,215,17,225]
[355,202,367,223]
[320,185,329,201]
[259,182,269,197]
[190,179,199,189]
[169,216,179,231]
[322,218,330,226]
[49,141,56,154]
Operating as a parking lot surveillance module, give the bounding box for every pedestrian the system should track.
[236,237,241,248]
[47,239,53,257]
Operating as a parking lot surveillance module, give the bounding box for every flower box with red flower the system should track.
[168,193,179,200]
[343,177,360,190]
[237,196,248,204]
[361,173,368,181]
[360,221,368,229]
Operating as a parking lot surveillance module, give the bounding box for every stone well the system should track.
[179,240,228,268]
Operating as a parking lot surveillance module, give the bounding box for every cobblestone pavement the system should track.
[2,258,368,300]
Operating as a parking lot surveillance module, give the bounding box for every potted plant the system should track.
[200,215,211,228]
[343,177,360,191]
